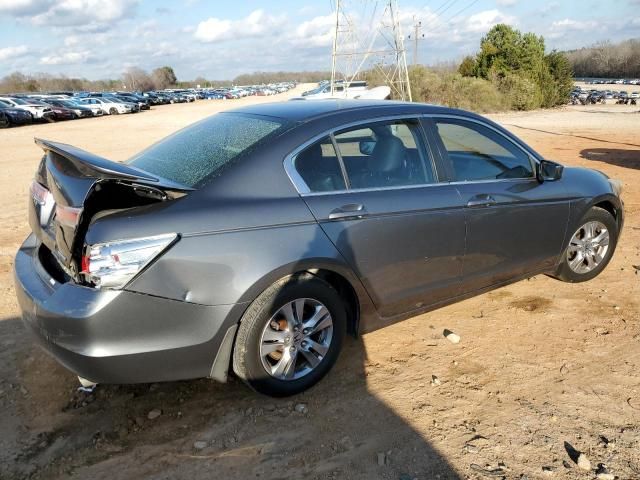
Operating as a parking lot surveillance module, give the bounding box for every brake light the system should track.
[82,234,177,289]
[30,180,52,206]
[55,205,82,227]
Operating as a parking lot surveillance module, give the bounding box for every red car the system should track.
[47,104,77,121]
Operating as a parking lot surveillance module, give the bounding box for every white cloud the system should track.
[496,0,517,6]
[194,9,286,43]
[551,18,598,30]
[63,35,79,46]
[40,50,94,65]
[194,17,232,42]
[0,0,50,15]
[0,44,30,61]
[29,0,138,28]
[291,14,335,47]
[465,9,517,33]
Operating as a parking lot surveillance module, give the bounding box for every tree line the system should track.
[564,38,640,79]
[0,66,331,94]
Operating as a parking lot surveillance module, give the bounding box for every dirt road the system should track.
[1,90,639,479]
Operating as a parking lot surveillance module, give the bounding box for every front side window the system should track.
[434,119,533,181]
[334,120,434,189]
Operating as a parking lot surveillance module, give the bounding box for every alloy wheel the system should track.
[259,298,333,381]
[567,220,610,274]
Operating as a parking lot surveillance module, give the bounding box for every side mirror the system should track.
[537,159,564,182]
[359,140,376,155]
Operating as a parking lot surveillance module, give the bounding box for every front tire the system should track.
[555,206,618,282]
[109,107,118,115]
[233,273,346,397]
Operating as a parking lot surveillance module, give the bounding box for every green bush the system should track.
[496,72,539,110]
[405,66,508,113]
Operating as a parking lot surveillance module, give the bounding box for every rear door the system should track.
[429,117,570,293]
[289,117,466,318]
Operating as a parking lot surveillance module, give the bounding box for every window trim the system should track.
[284,114,439,195]
[329,133,351,189]
[283,113,542,196]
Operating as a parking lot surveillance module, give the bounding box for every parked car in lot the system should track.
[67,99,104,117]
[79,97,133,115]
[44,99,94,118]
[43,102,77,121]
[14,100,624,397]
[0,101,33,127]
[204,91,225,100]
[112,92,151,110]
[0,96,54,121]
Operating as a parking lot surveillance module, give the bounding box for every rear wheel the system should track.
[233,274,346,397]
[0,115,10,128]
[555,206,618,282]
[109,107,118,115]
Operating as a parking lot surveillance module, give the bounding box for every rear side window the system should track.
[291,120,435,193]
[128,113,286,187]
[333,120,434,189]
[293,136,346,192]
[434,119,533,181]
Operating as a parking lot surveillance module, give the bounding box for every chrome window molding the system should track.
[283,112,542,196]
[299,176,539,197]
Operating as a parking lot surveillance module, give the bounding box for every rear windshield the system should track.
[127,113,286,188]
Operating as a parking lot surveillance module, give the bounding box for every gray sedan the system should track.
[14,100,624,397]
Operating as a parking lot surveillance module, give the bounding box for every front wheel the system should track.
[554,206,618,282]
[109,107,118,115]
[233,274,346,397]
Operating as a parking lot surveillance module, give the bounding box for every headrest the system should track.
[369,135,406,172]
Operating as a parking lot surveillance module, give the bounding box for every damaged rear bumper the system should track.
[14,234,244,384]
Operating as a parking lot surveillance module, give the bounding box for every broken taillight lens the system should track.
[30,180,52,206]
[55,205,82,227]
[81,234,177,289]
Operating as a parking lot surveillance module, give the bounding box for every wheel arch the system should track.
[211,260,369,384]
[592,196,623,229]
[235,258,368,337]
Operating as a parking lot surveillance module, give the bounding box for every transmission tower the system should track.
[330,0,412,101]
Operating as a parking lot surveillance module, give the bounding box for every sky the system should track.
[0,0,638,81]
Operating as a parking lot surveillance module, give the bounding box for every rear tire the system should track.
[0,115,9,128]
[233,273,346,397]
[554,206,618,283]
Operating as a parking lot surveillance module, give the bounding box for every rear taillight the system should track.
[30,180,52,206]
[81,233,177,289]
[55,205,82,227]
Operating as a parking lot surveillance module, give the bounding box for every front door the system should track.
[430,117,570,293]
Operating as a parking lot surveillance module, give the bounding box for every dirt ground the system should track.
[1,87,639,480]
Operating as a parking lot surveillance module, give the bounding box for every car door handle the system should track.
[328,204,368,220]
[466,194,496,208]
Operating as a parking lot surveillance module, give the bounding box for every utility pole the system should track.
[330,0,340,96]
[329,0,412,101]
[408,16,424,65]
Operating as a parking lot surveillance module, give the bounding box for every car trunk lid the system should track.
[29,138,192,280]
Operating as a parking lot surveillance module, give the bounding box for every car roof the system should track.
[225,99,480,123]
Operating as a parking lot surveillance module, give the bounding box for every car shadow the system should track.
[2,320,462,479]
[580,148,640,170]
